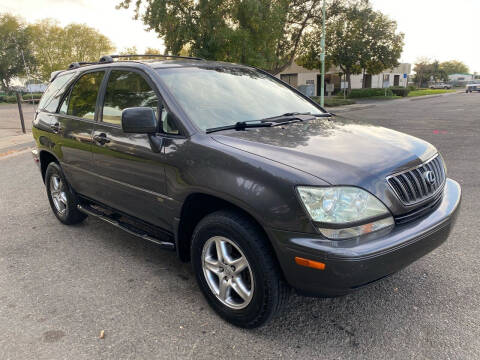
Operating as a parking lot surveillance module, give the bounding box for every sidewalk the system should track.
[0,103,36,156]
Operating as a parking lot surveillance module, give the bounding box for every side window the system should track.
[39,72,76,113]
[59,71,104,119]
[102,70,158,126]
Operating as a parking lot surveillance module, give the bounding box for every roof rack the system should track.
[99,54,204,62]
[67,61,99,70]
[65,54,204,71]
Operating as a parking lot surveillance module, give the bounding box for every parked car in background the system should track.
[32,54,461,328]
[466,80,480,93]
[430,83,452,89]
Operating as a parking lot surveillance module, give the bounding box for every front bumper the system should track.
[268,178,461,297]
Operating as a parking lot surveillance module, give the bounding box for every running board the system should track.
[77,204,175,251]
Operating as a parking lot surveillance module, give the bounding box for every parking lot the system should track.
[0,92,479,359]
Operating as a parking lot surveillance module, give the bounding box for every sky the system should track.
[1,0,478,73]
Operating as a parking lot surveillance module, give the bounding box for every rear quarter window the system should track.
[38,72,77,113]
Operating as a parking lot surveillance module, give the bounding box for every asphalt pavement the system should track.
[0,92,479,359]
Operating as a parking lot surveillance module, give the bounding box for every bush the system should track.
[22,92,43,101]
[390,87,410,97]
[5,95,18,103]
[348,88,393,98]
[407,85,417,91]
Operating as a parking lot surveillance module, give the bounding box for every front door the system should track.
[90,69,171,229]
[394,75,400,86]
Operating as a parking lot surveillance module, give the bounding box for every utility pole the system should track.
[320,0,326,107]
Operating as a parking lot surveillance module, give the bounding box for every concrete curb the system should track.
[0,141,35,157]
[326,104,377,113]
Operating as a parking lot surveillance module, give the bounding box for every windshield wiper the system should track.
[205,111,334,134]
[206,120,274,134]
[260,111,333,123]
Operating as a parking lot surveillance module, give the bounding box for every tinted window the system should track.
[156,67,322,131]
[38,72,76,112]
[102,70,158,126]
[63,72,104,119]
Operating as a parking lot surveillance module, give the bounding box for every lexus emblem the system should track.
[424,171,436,185]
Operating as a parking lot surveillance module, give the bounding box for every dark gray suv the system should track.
[32,55,461,328]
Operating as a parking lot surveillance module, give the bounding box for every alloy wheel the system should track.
[50,175,67,215]
[201,236,254,309]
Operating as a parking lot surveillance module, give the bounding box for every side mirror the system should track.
[121,107,157,134]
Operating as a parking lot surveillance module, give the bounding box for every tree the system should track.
[413,59,448,87]
[0,14,36,91]
[298,1,404,92]
[117,0,350,73]
[29,20,115,81]
[439,60,469,75]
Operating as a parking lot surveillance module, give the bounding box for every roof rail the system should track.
[67,61,99,70]
[103,54,204,61]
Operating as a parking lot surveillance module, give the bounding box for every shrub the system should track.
[407,85,417,91]
[22,92,43,101]
[5,95,18,103]
[390,87,410,97]
[348,88,393,98]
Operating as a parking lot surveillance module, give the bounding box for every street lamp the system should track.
[320,0,326,108]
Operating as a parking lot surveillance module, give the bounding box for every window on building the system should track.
[280,74,298,88]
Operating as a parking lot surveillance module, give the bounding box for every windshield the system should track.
[156,66,323,131]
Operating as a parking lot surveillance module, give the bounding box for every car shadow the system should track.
[75,215,450,353]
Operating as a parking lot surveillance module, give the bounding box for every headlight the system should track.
[297,186,394,240]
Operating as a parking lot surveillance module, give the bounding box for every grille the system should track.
[387,154,446,206]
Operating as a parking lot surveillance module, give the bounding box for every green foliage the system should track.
[29,19,115,81]
[117,0,329,73]
[0,14,36,91]
[22,92,43,100]
[390,87,410,97]
[298,1,403,93]
[348,88,393,98]
[408,89,455,97]
[413,59,448,87]
[4,95,18,103]
[439,60,469,75]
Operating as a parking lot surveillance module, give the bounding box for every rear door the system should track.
[52,70,105,197]
[90,68,171,228]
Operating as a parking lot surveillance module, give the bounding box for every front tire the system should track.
[191,210,289,328]
[45,162,87,225]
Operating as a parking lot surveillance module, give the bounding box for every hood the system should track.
[211,117,437,205]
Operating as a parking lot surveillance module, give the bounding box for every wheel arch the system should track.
[176,192,277,264]
[39,150,60,183]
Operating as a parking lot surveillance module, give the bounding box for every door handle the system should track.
[93,133,110,145]
[50,123,62,133]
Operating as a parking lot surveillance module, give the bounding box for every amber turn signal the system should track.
[294,257,326,270]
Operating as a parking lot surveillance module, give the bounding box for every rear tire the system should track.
[45,162,87,225]
[191,210,289,328]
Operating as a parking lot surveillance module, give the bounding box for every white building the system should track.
[276,62,412,96]
[448,73,474,84]
[26,83,47,93]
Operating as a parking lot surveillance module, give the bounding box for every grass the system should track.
[408,89,456,97]
[311,96,356,107]
[364,95,401,100]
